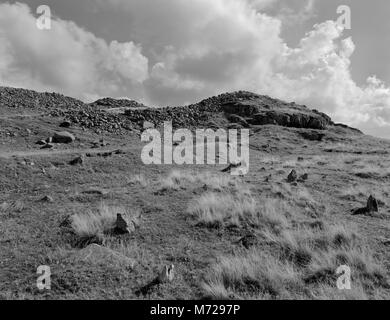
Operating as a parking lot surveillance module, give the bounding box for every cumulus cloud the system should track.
[0,1,389,138]
[0,2,148,101]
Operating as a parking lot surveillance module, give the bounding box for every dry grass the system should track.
[202,250,303,299]
[203,223,387,299]
[198,179,388,299]
[157,170,243,192]
[187,189,290,230]
[187,191,256,228]
[128,174,150,187]
[70,203,139,239]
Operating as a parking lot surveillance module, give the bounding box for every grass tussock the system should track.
[187,191,288,230]
[158,170,243,192]
[202,250,303,299]
[70,203,140,240]
[198,179,388,300]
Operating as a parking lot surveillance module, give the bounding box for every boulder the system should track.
[52,131,75,144]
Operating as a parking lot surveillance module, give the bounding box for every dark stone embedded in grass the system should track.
[69,155,84,166]
[298,173,309,182]
[367,195,379,213]
[352,195,379,216]
[237,233,258,249]
[40,195,54,203]
[111,213,137,235]
[287,170,298,183]
[221,161,242,173]
[59,120,72,128]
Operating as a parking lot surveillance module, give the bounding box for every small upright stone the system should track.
[367,195,378,213]
[287,170,298,183]
[69,156,84,166]
[113,213,135,235]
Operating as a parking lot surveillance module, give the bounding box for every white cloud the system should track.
[0,1,389,138]
[0,2,148,101]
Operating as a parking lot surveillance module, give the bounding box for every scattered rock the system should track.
[69,156,84,166]
[352,195,379,216]
[112,213,140,235]
[52,131,76,144]
[298,173,309,182]
[221,161,242,173]
[287,170,298,183]
[36,139,47,146]
[59,121,72,128]
[40,195,53,203]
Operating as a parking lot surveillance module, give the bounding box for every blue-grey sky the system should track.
[0,0,389,138]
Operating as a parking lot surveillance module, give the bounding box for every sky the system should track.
[0,0,389,138]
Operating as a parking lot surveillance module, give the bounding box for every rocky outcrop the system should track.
[0,86,359,134]
[222,101,331,130]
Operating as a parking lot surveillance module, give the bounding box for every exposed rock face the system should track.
[1,87,361,135]
[123,91,333,131]
[223,101,331,130]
